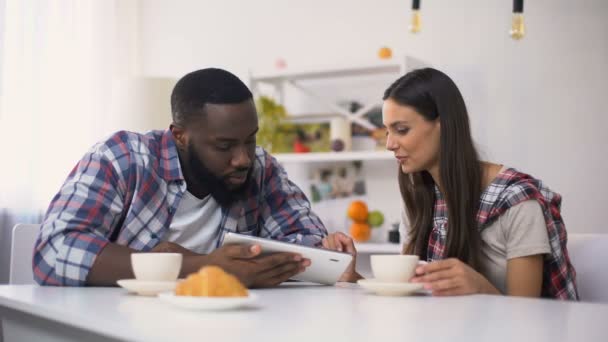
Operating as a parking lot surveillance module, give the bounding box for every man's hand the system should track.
[322,232,362,282]
[205,244,310,288]
[410,258,499,296]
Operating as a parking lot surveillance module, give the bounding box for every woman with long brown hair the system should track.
[383,68,577,299]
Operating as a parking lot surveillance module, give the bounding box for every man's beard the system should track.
[186,143,252,207]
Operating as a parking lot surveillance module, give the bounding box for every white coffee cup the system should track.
[131,253,182,281]
[371,254,420,283]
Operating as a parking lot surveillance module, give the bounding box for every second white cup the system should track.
[371,254,420,283]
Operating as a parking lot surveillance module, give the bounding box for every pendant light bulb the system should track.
[509,0,525,40]
[409,0,421,34]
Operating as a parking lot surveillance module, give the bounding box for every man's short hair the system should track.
[171,68,253,125]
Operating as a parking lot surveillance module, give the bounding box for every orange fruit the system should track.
[350,222,371,242]
[378,47,392,59]
[347,200,369,222]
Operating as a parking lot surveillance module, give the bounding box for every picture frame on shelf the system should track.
[309,161,366,203]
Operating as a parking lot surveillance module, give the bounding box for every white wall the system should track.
[139,0,608,234]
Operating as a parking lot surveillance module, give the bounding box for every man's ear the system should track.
[170,124,188,150]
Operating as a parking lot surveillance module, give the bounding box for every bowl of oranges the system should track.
[347,200,384,242]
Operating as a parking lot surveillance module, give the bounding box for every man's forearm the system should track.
[86,242,137,286]
[86,242,212,286]
[181,254,213,278]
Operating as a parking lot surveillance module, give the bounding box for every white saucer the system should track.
[158,292,258,311]
[116,279,178,296]
[357,278,424,296]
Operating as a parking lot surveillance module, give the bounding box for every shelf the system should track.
[274,151,394,163]
[250,61,404,84]
[354,242,401,254]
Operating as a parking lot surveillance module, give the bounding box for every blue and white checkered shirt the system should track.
[33,130,327,286]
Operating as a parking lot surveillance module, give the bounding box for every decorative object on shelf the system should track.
[509,0,525,40]
[310,163,366,203]
[347,200,369,222]
[256,96,289,152]
[330,117,352,151]
[330,139,345,152]
[409,0,421,34]
[370,127,388,151]
[280,123,329,153]
[360,105,383,128]
[378,46,392,60]
[344,103,385,151]
[347,200,386,242]
[275,58,287,70]
[367,210,385,228]
[293,132,311,153]
[350,222,371,243]
[256,96,330,153]
[348,101,371,138]
[388,223,401,244]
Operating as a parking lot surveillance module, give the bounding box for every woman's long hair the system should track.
[384,68,482,270]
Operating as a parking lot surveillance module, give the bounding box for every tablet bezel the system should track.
[221,232,353,285]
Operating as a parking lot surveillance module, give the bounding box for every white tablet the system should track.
[221,232,353,285]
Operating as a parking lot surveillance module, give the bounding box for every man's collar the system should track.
[159,129,185,182]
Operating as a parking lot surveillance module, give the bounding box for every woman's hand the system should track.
[322,232,363,282]
[410,258,499,296]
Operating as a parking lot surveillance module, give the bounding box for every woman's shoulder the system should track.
[483,163,542,194]
[481,162,505,184]
[489,167,552,198]
[498,199,544,222]
[480,164,561,219]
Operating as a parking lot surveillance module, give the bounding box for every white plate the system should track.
[117,279,178,296]
[158,292,258,311]
[357,278,424,296]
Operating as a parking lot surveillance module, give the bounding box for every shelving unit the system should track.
[250,56,427,131]
[274,150,394,163]
[250,61,406,84]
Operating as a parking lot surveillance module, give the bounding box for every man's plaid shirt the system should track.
[33,130,327,286]
[426,168,578,299]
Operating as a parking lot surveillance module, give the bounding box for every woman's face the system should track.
[382,98,441,174]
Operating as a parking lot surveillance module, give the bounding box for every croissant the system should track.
[175,266,248,297]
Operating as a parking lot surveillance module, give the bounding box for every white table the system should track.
[1,283,607,342]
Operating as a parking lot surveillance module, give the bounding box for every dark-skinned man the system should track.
[33,68,360,287]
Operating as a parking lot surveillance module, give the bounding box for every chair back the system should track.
[9,223,41,284]
[568,233,608,302]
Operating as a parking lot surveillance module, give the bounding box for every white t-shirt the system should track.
[399,200,550,294]
[162,191,222,254]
